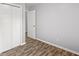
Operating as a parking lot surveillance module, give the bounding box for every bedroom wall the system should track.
[26,3,79,52]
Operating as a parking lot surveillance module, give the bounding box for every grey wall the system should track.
[26,3,79,52]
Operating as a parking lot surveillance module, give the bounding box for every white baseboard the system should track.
[20,42,26,45]
[28,36,79,55]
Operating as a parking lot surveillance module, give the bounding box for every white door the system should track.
[0,4,13,52]
[0,4,22,53]
[27,10,36,39]
[11,6,22,47]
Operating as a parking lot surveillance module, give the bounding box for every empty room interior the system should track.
[0,3,79,56]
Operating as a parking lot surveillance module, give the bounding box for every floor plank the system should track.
[0,37,78,56]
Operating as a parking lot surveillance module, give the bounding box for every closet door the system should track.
[0,4,22,53]
[12,6,22,47]
[0,4,12,52]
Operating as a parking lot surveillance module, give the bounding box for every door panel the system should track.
[11,7,22,47]
[27,10,36,39]
[0,4,22,53]
[0,4,12,52]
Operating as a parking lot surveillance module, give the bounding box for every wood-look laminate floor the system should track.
[0,37,78,56]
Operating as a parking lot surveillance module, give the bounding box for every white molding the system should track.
[20,42,26,46]
[28,36,79,55]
